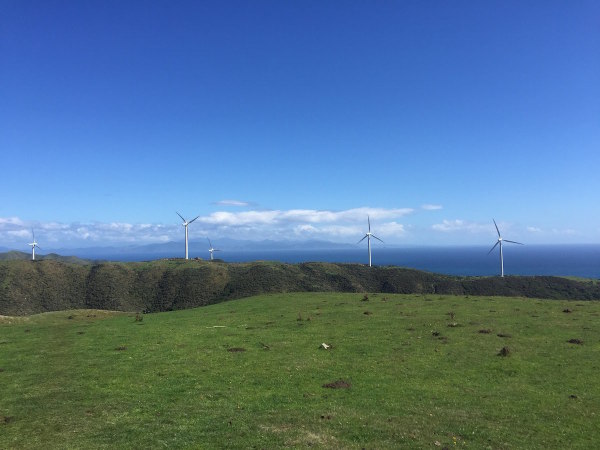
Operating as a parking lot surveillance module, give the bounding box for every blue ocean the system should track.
[106,245,600,279]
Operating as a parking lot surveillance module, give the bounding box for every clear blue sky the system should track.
[1,1,599,248]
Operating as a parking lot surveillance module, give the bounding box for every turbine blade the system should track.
[189,215,200,224]
[357,235,367,244]
[504,240,524,245]
[176,211,185,222]
[488,241,499,254]
[372,234,384,243]
[493,219,501,237]
[368,215,371,232]
[207,238,212,247]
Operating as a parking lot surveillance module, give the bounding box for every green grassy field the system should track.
[1,293,599,449]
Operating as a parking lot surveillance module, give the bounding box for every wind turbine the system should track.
[176,212,200,260]
[207,238,221,260]
[488,219,524,277]
[28,229,40,261]
[357,215,383,267]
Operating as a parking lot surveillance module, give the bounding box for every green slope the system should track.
[1,293,599,448]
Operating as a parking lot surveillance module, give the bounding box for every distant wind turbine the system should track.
[207,238,221,260]
[357,215,383,267]
[488,219,524,277]
[28,229,40,261]
[176,212,200,260]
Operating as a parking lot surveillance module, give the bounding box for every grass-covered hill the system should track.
[1,258,599,316]
[1,293,599,448]
[0,250,91,264]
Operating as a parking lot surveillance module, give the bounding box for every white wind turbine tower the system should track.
[176,212,200,260]
[357,215,383,267]
[488,219,524,277]
[28,229,40,261]
[207,238,221,260]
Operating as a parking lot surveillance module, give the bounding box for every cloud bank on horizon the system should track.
[0,203,589,249]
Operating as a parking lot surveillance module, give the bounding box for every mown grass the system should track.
[1,293,599,448]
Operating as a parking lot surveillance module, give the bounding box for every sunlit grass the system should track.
[1,293,599,448]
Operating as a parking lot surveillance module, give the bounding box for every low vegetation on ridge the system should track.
[1,258,599,316]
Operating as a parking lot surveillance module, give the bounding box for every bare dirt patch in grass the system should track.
[227,347,246,352]
[498,346,511,357]
[497,333,512,338]
[323,379,351,389]
[114,346,127,351]
[567,339,583,345]
[478,329,492,334]
[1,415,14,424]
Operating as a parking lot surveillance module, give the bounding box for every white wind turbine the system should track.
[488,219,524,277]
[176,212,200,260]
[28,229,40,261]
[207,238,221,260]
[357,215,383,267]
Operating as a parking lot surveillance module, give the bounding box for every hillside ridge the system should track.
[1,259,598,316]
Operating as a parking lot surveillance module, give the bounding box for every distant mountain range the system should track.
[0,238,355,261]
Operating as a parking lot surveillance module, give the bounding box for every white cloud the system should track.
[421,204,442,211]
[293,224,363,238]
[201,210,280,226]
[200,207,413,227]
[195,208,413,242]
[378,221,407,235]
[214,199,251,207]
[0,217,24,226]
[527,226,542,233]
[294,224,319,234]
[432,219,489,233]
[0,207,413,248]
[7,229,30,238]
